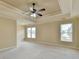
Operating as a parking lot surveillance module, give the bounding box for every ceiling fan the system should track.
[24,3,46,18]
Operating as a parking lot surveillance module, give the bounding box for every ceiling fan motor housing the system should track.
[33,3,35,6]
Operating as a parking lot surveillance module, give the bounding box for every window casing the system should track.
[60,23,73,42]
[27,27,36,38]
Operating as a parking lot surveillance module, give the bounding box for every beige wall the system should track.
[0,17,16,49]
[78,19,79,47]
[73,17,79,48]
[17,25,25,46]
[25,17,79,49]
[36,22,59,43]
[35,18,79,48]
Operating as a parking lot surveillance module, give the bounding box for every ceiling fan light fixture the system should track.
[24,3,46,19]
[31,13,37,18]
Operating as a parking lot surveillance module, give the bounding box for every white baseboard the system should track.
[35,41,79,50]
[0,46,16,52]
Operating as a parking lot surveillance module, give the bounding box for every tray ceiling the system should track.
[1,0,61,16]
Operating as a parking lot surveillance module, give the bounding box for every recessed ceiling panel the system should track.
[1,0,61,16]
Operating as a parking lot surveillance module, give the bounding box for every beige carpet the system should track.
[0,42,79,59]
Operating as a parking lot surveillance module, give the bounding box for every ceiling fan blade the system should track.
[37,13,43,16]
[31,3,37,13]
[32,3,35,9]
[30,7,33,11]
[39,8,45,11]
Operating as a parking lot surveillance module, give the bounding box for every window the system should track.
[27,27,36,38]
[60,23,72,42]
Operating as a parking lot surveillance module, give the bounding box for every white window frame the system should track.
[27,27,36,39]
[60,23,73,42]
